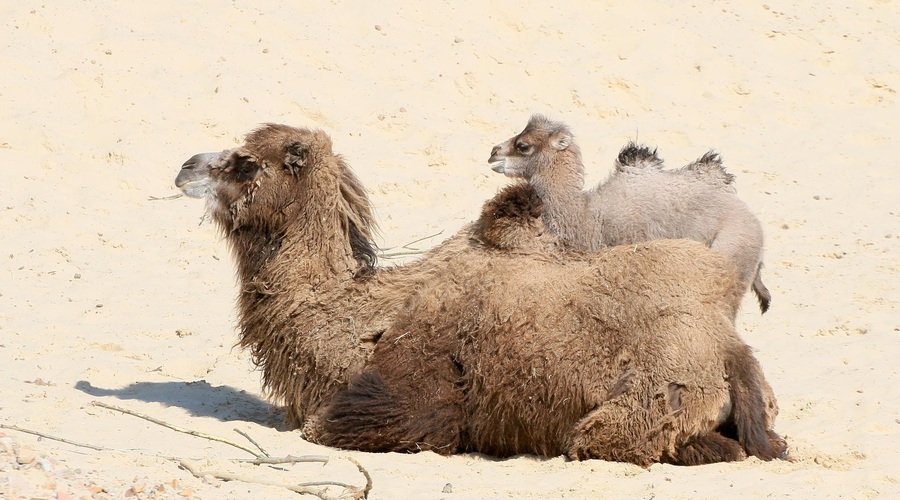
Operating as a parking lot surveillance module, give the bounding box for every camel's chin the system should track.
[490,161,525,178]
[491,160,518,176]
[178,179,212,199]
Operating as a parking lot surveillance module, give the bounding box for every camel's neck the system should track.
[529,150,598,249]
[226,171,376,425]
[231,175,364,296]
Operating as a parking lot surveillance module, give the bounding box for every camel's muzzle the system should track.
[175,152,220,198]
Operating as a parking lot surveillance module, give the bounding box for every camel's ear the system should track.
[284,141,310,175]
[550,131,572,151]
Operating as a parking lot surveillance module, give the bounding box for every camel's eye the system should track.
[515,142,532,154]
[232,158,258,179]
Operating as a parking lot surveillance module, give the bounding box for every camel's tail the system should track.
[725,344,786,461]
[752,262,771,314]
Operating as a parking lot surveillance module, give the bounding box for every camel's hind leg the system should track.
[567,370,733,466]
[710,215,769,313]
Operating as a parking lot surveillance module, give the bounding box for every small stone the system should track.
[454,37,464,43]
[74,273,81,279]
[15,445,36,465]
[374,25,382,31]
[442,483,453,493]
[1,436,16,455]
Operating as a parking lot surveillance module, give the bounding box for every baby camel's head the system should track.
[488,114,577,179]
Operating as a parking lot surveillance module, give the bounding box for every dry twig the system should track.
[235,427,271,457]
[180,459,365,500]
[0,423,107,451]
[234,455,330,465]
[148,194,183,201]
[347,457,373,498]
[91,400,262,457]
[378,230,443,259]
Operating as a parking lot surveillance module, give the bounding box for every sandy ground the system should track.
[2,1,899,498]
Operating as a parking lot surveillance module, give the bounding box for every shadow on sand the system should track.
[75,380,281,428]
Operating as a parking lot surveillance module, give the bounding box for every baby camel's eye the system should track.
[515,142,532,154]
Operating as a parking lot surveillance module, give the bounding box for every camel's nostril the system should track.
[491,145,500,157]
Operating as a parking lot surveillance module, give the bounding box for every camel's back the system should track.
[591,169,753,247]
[433,237,740,338]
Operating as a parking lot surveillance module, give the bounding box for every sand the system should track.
[1,1,898,498]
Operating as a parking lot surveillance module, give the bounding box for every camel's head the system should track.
[488,114,575,179]
[175,124,335,232]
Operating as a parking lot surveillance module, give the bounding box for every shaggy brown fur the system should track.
[175,124,448,428]
[175,124,785,466]
[315,183,786,465]
[488,115,771,313]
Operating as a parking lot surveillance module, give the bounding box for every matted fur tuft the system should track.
[615,141,664,172]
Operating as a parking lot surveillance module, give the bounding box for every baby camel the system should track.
[488,115,771,313]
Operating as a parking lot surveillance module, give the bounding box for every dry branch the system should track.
[180,459,366,500]
[378,230,444,259]
[91,400,263,457]
[235,427,271,457]
[0,423,107,451]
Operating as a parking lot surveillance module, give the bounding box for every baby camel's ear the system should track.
[550,131,572,151]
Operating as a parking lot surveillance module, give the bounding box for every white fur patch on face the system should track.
[490,158,526,178]
[178,177,212,199]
